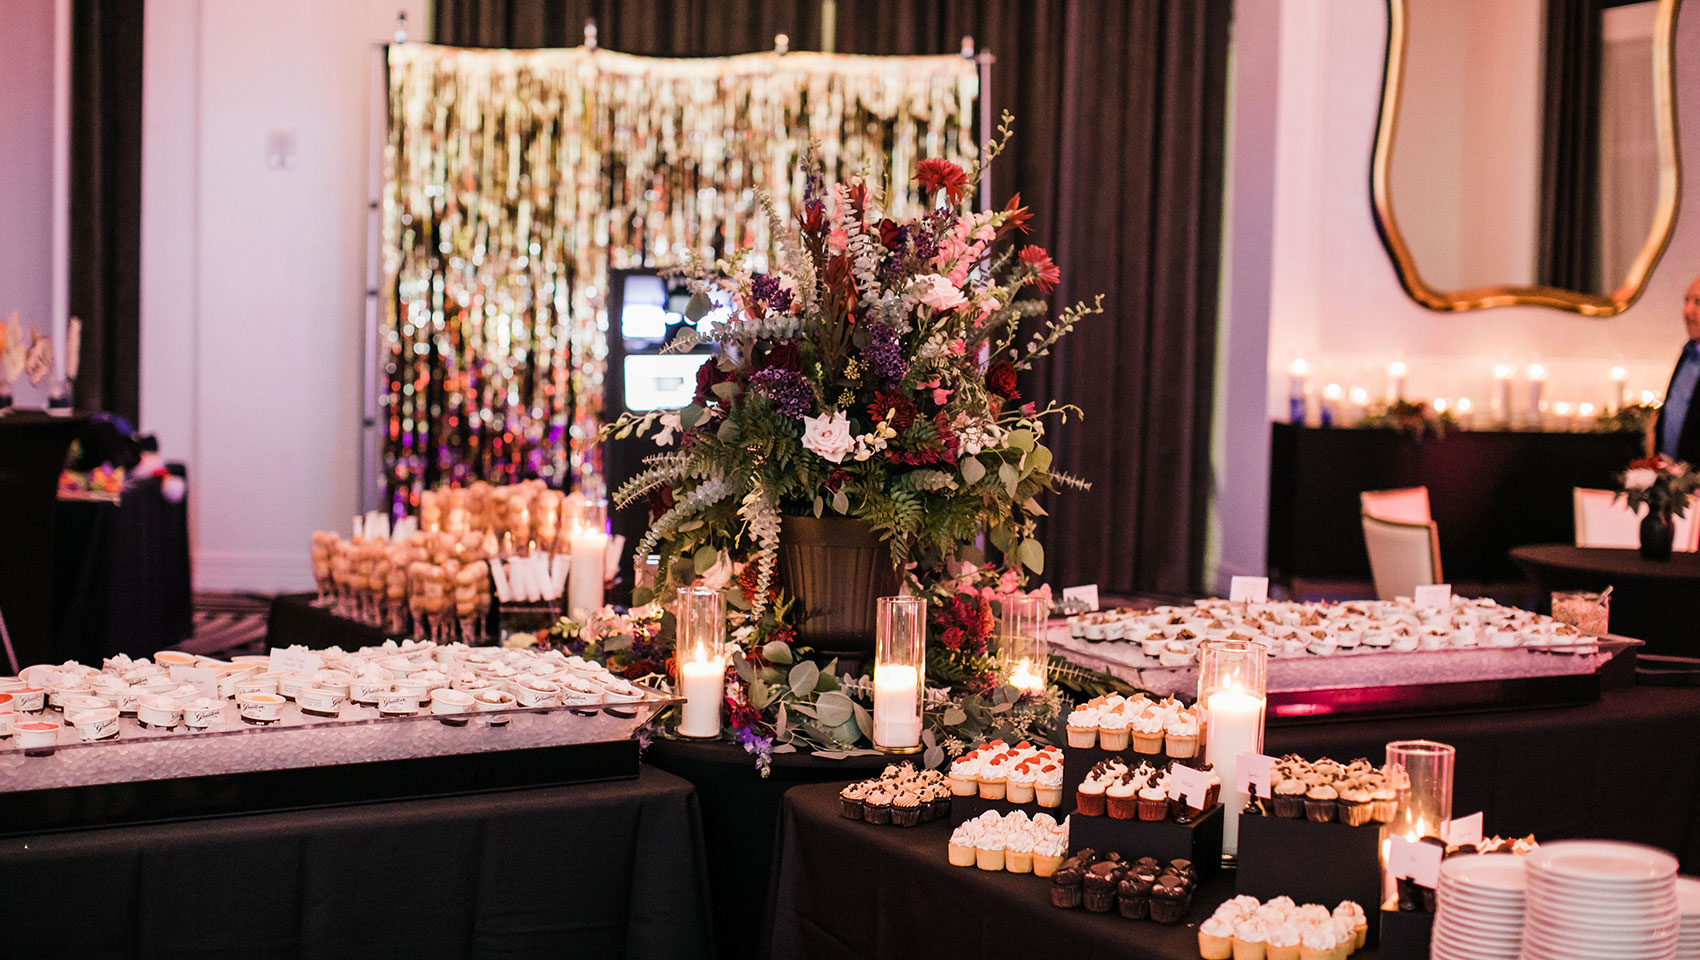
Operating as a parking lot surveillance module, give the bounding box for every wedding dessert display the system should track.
[1197,896,1368,960]
[838,763,953,825]
[947,809,1070,875]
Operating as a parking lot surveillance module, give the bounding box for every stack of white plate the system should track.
[1521,840,1679,960]
[1432,854,1528,960]
[1676,877,1700,960]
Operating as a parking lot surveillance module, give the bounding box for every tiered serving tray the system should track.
[0,689,676,834]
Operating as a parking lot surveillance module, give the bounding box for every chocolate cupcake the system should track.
[1148,875,1192,924]
[892,790,922,827]
[1337,784,1373,826]
[1083,861,1124,913]
[1116,876,1153,920]
[1272,778,1307,818]
[862,787,893,825]
[1050,865,1085,908]
[839,782,867,819]
[1167,859,1197,884]
[1304,782,1338,823]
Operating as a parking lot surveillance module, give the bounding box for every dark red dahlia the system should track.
[986,360,1021,401]
[867,391,918,431]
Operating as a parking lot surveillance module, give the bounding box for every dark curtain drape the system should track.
[68,0,144,422]
[1537,0,1602,293]
[435,0,1232,597]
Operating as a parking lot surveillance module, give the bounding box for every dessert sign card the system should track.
[1063,585,1100,612]
[1387,834,1443,888]
[1237,752,1275,798]
[1413,583,1452,610]
[169,666,220,699]
[1446,812,1483,848]
[269,647,323,676]
[1229,577,1269,603]
[1170,763,1214,807]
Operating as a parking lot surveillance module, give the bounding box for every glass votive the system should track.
[566,498,610,620]
[1384,739,1454,911]
[1198,638,1268,859]
[675,586,726,739]
[873,596,926,753]
[998,595,1050,696]
[1551,590,1609,635]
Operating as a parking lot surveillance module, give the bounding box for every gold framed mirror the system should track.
[1372,0,1681,316]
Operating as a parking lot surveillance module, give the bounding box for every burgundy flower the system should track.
[647,486,675,521]
[694,359,736,405]
[986,361,1021,401]
[867,391,918,431]
[760,342,800,371]
[915,158,970,206]
[1019,245,1061,294]
[997,192,1033,239]
[825,468,850,492]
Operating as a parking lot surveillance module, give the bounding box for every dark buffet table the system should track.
[266,591,390,651]
[1510,544,1700,655]
[766,684,1700,960]
[0,765,714,959]
[1267,423,1643,583]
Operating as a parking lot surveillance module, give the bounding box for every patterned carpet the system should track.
[179,593,272,658]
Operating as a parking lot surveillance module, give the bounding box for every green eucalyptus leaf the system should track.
[923,744,946,770]
[775,704,788,737]
[677,519,704,532]
[1029,444,1054,473]
[989,525,1012,553]
[813,495,824,518]
[790,702,819,718]
[942,705,968,726]
[762,640,794,665]
[732,650,754,683]
[1017,538,1045,574]
[749,677,771,709]
[684,290,713,321]
[816,690,854,727]
[961,456,986,484]
[987,700,1012,715]
[831,489,850,515]
[711,380,741,401]
[815,671,839,692]
[1007,429,1036,452]
[851,702,872,740]
[717,418,741,441]
[788,661,821,697]
[679,404,706,429]
[813,749,848,760]
[693,546,720,575]
[772,743,797,754]
[998,463,1019,487]
[759,665,784,684]
[922,728,937,748]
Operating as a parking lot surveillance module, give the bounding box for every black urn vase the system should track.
[1640,510,1676,561]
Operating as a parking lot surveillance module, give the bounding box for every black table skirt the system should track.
[766,781,1347,960]
[266,591,390,651]
[647,738,892,960]
[0,765,714,960]
[1510,545,1700,654]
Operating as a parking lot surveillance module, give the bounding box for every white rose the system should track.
[802,411,856,464]
[1624,468,1658,491]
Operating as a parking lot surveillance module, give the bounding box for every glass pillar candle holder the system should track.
[1383,739,1455,910]
[998,595,1051,696]
[873,596,926,753]
[675,586,726,739]
[566,499,609,620]
[1198,638,1268,859]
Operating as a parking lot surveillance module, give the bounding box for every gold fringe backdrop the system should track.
[382,45,979,512]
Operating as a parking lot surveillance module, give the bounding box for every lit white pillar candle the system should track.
[1611,366,1628,413]
[1527,364,1547,428]
[1493,365,1514,427]
[678,659,725,738]
[567,507,608,618]
[1454,397,1474,429]
[1348,386,1370,425]
[1288,359,1310,425]
[1388,361,1408,402]
[1205,687,1266,856]
[1321,383,1343,427]
[872,663,923,749]
[1553,401,1575,431]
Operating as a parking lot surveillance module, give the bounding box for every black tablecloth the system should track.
[51,469,193,663]
[1511,545,1700,654]
[266,591,391,650]
[0,412,86,667]
[0,765,713,959]
[648,738,893,960]
[1267,423,1644,582]
[766,780,1373,960]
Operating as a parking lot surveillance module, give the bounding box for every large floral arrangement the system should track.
[1617,454,1700,519]
[603,116,1100,618]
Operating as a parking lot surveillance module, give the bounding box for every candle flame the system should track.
[1455,397,1472,413]
[1611,365,1627,381]
[1290,358,1309,376]
[1323,382,1343,400]
[1494,364,1513,379]
[1388,361,1408,377]
[1528,363,1547,380]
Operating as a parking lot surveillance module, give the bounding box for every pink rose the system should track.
[918,274,968,312]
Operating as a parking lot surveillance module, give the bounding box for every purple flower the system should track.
[863,322,908,387]
[736,725,774,777]
[750,274,794,315]
[750,367,815,419]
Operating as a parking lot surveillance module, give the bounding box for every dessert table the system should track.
[1510,545,1700,654]
[0,764,714,959]
[1268,423,1643,583]
[0,412,87,667]
[766,684,1700,960]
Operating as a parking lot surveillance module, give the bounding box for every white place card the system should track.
[1170,763,1214,808]
[1414,583,1452,610]
[1446,811,1484,848]
[1063,585,1100,612]
[1238,752,1276,798]
[169,666,220,699]
[1388,834,1443,888]
[268,647,323,677]
[1229,576,1269,603]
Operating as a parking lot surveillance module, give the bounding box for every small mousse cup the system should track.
[296,685,345,718]
[237,693,286,725]
[376,691,419,717]
[473,689,516,726]
[136,694,184,729]
[430,688,475,726]
[182,698,225,730]
[68,707,121,741]
[15,720,61,756]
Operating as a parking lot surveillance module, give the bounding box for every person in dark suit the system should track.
[1655,276,1700,464]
